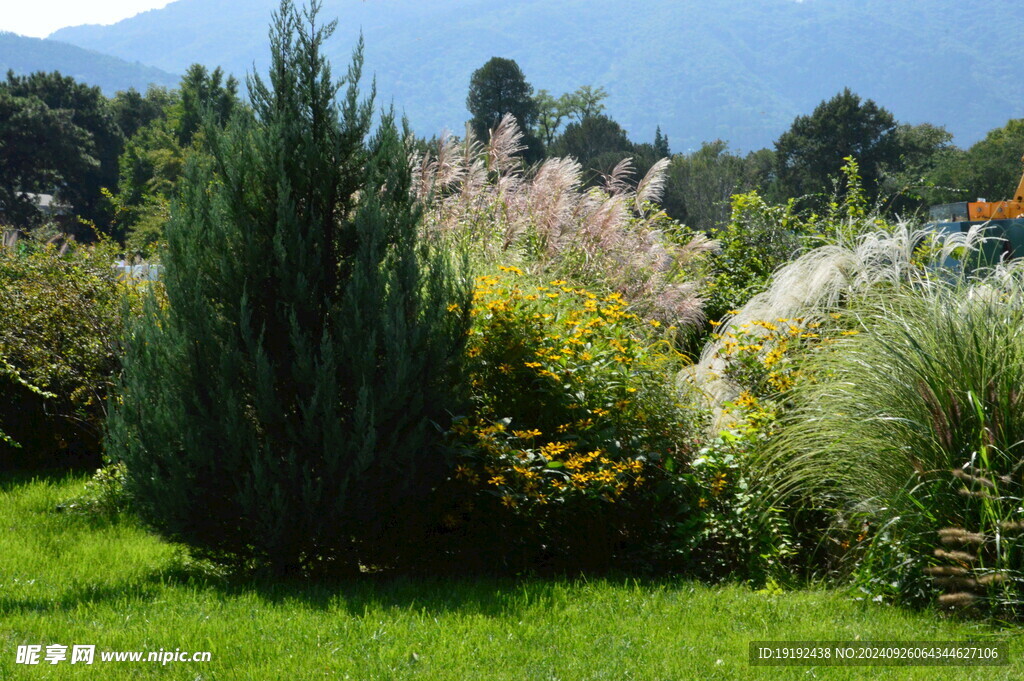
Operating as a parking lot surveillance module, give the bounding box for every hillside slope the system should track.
[49,0,1024,150]
[0,32,179,95]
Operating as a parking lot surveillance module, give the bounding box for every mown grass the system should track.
[0,474,1021,680]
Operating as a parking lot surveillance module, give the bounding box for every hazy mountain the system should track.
[0,32,179,95]
[48,0,1024,151]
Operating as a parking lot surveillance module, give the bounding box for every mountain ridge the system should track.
[0,32,179,95]
[47,0,1024,151]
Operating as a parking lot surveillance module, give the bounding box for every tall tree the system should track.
[2,70,124,232]
[926,119,1024,207]
[107,0,470,574]
[653,125,670,158]
[533,88,571,147]
[174,64,239,147]
[466,56,542,160]
[773,88,898,203]
[550,113,634,183]
[564,84,608,123]
[0,91,95,227]
[110,85,176,139]
[662,140,766,230]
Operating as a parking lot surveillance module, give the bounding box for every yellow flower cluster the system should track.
[451,268,691,507]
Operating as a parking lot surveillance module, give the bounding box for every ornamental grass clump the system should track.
[761,269,1024,615]
[106,1,470,575]
[413,116,715,327]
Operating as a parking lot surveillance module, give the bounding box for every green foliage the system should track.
[773,88,899,205]
[58,462,131,516]
[549,114,633,182]
[562,84,609,123]
[444,268,703,572]
[0,88,95,228]
[110,85,176,140]
[106,1,471,575]
[2,70,125,234]
[925,118,1024,206]
[881,122,956,211]
[701,191,812,322]
[532,88,571,146]
[173,64,238,147]
[0,237,137,469]
[111,66,238,254]
[661,140,767,230]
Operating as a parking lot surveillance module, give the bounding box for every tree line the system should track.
[4,55,1024,246]
[465,57,1024,232]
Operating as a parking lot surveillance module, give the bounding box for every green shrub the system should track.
[764,276,1024,616]
[106,2,470,576]
[0,237,138,469]
[438,267,705,572]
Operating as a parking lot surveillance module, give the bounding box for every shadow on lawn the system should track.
[153,557,682,619]
[2,555,680,619]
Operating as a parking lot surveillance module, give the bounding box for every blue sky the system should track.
[0,1,172,38]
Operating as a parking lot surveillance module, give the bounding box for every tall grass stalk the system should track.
[412,114,714,326]
[758,267,1024,612]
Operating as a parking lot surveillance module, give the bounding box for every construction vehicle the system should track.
[929,154,1024,264]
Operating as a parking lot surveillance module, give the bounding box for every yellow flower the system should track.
[488,475,507,486]
[840,330,860,336]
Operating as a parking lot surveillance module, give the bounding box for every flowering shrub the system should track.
[680,315,849,580]
[445,267,704,571]
[0,237,144,468]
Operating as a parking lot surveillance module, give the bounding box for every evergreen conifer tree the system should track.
[106,0,470,574]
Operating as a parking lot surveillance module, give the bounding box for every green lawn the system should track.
[0,474,1020,680]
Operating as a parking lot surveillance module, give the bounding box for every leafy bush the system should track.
[57,462,130,516]
[679,315,845,581]
[700,191,813,323]
[106,2,470,576]
[440,267,704,572]
[763,275,1024,616]
[0,236,139,469]
[697,158,893,324]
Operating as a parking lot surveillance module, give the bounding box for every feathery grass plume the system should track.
[689,222,991,422]
[412,116,712,326]
[601,157,635,196]
[635,158,671,213]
